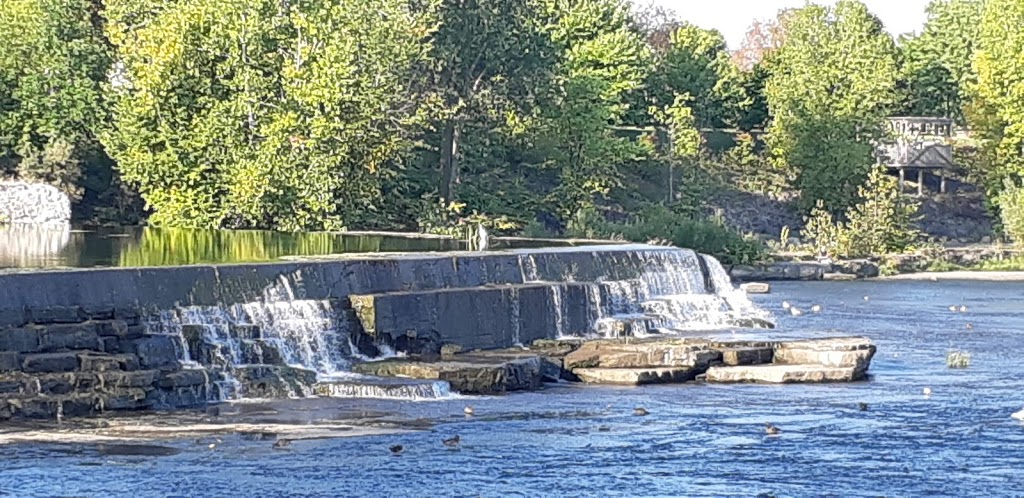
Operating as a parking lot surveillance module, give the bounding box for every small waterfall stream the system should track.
[149,246,770,402]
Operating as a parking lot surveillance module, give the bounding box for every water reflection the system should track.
[0,225,469,269]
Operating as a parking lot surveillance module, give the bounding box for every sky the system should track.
[647,0,932,48]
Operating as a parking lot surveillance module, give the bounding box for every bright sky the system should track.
[647,0,932,48]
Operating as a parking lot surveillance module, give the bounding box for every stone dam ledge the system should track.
[353,336,877,393]
[0,244,872,421]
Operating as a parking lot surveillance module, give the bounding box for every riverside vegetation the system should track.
[2,0,1024,265]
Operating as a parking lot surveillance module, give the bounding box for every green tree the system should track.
[765,0,899,214]
[428,0,554,203]
[0,0,111,202]
[103,0,436,230]
[970,0,1024,240]
[647,23,734,128]
[538,0,652,223]
[897,0,984,122]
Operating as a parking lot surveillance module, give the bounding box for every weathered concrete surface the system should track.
[349,283,594,352]
[351,355,543,394]
[705,364,860,383]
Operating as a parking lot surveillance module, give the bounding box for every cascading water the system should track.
[146,245,770,402]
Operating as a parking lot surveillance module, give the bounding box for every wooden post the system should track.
[918,169,925,196]
[899,168,905,192]
[940,169,947,194]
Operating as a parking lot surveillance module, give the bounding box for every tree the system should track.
[538,0,652,222]
[969,0,1024,239]
[0,0,111,202]
[647,23,734,128]
[897,0,984,122]
[428,0,554,203]
[103,0,436,230]
[764,0,899,214]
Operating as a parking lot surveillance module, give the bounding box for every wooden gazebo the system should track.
[876,117,956,195]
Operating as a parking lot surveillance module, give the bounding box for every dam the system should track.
[0,243,806,419]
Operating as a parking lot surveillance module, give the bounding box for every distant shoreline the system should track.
[882,271,1024,282]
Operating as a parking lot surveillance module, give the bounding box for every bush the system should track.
[804,164,920,258]
[946,350,971,369]
[583,205,767,265]
[997,181,1024,243]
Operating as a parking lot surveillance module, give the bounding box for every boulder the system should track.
[705,364,860,383]
[574,367,697,385]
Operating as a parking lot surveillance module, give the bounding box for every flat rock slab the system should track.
[739,282,771,294]
[720,347,774,366]
[774,337,876,377]
[563,339,721,370]
[573,367,698,385]
[315,376,452,400]
[705,364,862,383]
[822,273,857,281]
[352,356,542,394]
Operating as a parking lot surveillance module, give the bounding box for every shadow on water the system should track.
[3,280,1024,495]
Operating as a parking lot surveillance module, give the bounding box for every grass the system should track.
[946,350,971,369]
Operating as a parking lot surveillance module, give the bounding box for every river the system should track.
[2,279,1024,497]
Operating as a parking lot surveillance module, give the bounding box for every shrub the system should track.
[946,350,971,369]
[997,181,1024,243]
[585,205,767,265]
[804,164,920,258]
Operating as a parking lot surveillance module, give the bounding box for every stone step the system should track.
[352,355,543,394]
[573,367,698,385]
[593,315,665,338]
[231,365,316,399]
[774,337,875,378]
[563,339,721,370]
[704,364,861,383]
[719,346,774,366]
[315,376,452,400]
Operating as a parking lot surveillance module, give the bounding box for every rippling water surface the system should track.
[4,280,1024,497]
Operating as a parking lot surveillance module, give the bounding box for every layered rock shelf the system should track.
[352,336,877,392]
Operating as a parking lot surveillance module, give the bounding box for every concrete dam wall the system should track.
[0,244,771,420]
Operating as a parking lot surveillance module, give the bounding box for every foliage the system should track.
[968,0,1024,217]
[804,165,921,258]
[764,0,899,215]
[996,182,1024,243]
[0,0,112,203]
[722,132,789,198]
[103,0,437,230]
[946,350,971,369]
[578,205,767,265]
[897,0,984,122]
[646,23,735,128]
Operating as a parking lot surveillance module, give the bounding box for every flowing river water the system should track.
[3,279,1024,497]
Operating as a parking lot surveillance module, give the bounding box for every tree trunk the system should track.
[439,120,460,202]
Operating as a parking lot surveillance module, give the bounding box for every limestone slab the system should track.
[739,282,771,294]
[22,352,79,373]
[705,364,861,383]
[573,367,698,385]
[720,347,774,366]
[563,339,720,370]
[352,356,543,394]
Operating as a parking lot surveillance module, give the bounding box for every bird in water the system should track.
[1012,408,1024,421]
[442,435,460,448]
[948,305,958,312]
[959,305,968,313]
[781,301,791,310]
[966,323,974,330]
[857,402,869,411]
[789,307,803,316]
[633,407,650,417]
[863,296,870,301]
[464,406,475,416]
[764,423,781,435]
[390,445,404,455]
[811,304,822,313]
[923,387,933,397]
[273,439,292,450]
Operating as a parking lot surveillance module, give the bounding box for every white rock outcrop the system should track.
[0,181,72,225]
